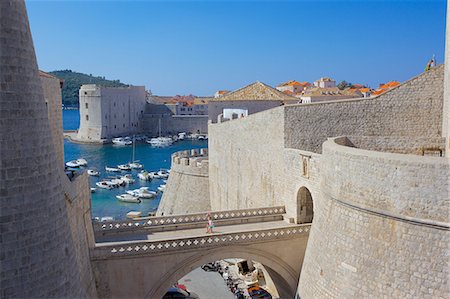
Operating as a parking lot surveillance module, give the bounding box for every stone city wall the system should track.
[208,100,282,123]
[297,137,449,299]
[337,136,445,155]
[285,65,444,153]
[41,74,64,166]
[157,149,210,215]
[0,1,91,296]
[62,173,98,298]
[142,114,208,136]
[209,107,288,211]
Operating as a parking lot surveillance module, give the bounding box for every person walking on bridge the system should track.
[206,213,214,233]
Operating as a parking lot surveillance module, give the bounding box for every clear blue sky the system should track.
[27,0,447,95]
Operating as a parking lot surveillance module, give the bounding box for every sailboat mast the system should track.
[132,135,135,162]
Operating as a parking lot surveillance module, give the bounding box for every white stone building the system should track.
[77,85,147,141]
[313,77,336,88]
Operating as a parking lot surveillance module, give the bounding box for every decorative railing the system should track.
[92,224,310,259]
[93,206,286,233]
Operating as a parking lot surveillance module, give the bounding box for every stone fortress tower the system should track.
[0,1,96,297]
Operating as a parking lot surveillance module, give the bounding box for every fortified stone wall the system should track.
[142,114,208,136]
[209,100,282,123]
[77,85,146,141]
[157,149,210,215]
[297,138,449,298]
[209,107,287,211]
[285,65,444,153]
[62,173,98,298]
[0,1,91,297]
[41,73,64,166]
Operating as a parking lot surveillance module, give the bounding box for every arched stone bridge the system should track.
[91,206,311,299]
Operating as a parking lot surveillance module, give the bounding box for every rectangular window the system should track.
[85,115,89,121]
[85,103,88,109]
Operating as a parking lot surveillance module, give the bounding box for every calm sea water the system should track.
[63,110,207,220]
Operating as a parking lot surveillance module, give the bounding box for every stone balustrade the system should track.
[93,206,286,233]
[91,223,310,259]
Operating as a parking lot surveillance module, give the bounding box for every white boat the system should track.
[146,137,173,147]
[117,164,131,171]
[127,187,157,199]
[116,194,141,203]
[129,162,143,169]
[121,174,135,184]
[90,187,97,193]
[127,211,142,219]
[110,178,125,187]
[157,184,166,192]
[66,160,80,168]
[138,170,151,181]
[150,171,161,179]
[96,181,113,190]
[178,132,186,140]
[76,158,88,166]
[100,216,114,222]
[112,137,132,146]
[157,170,170,179]
[197,135,207,140]
[146,119,173,147]
[105,166,121,172]
[87,169,100,176]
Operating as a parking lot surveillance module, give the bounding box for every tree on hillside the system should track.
[337,80,351,90]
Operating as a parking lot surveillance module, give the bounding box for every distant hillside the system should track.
[49,70,129,107]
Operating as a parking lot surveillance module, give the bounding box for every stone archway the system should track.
[147,246,301,299]
[297,187,313,224]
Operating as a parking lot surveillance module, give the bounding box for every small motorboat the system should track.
[90,187,97,193]
[112,137,132,146]
[126,211,142,219]
[100,216,114,222]
[96,181,113,190]
[138,170,151,181]
[157,184,166,192]
[87,169,100,176]
[157,170,169,179]
[197,135,206,140]
[110,178,125,187]
[76,158,88,166]
[121,174,135,184]
[129,162,143,169]
[66,160,80,168]
[127,187,157,199]
[150,171,161,179]
[117,164,131,171]
[178,132,186,140]
[116,194,141,203]
[105,166,120,172]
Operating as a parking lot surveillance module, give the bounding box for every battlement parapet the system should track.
[171,148,209,170]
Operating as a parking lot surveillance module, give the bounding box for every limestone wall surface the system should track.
[142,114,208,136]
[41,74,65,166]
[62,173,98,298]
[209,107,288,211]
[209,100,282,123]
[0,1,89,297]
[297,138,449,299]
[157,149,210,215]
[285,65,444,153]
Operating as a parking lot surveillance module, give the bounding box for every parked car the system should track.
[162,287,199,299]
[248,286,272,299]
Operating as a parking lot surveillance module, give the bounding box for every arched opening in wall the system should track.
[147,247,301,299]
[152,257,291,299]
[297,187,313,224]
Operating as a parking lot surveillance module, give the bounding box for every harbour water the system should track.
[63,110,207,220]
